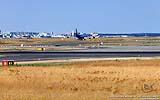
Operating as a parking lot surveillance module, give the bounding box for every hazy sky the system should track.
[0,0,160,32]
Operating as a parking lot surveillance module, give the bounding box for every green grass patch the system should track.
[13,62,73,67]
[0,55,5,57]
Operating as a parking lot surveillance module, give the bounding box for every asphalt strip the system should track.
[14,57,160,64]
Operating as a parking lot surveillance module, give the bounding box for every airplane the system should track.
[73,28,99,40]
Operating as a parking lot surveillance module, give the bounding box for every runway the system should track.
[1,51,160,61]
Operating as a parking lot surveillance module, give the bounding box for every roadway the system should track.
[1,51,160,61]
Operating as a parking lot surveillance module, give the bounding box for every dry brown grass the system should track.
[1,37,160,46]
[0,38,76,46]
[0,59,160,100]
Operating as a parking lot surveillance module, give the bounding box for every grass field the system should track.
[1,37,160,46]
[0,59,160,100]
[1,37,160,52]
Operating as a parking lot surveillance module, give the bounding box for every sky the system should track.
[0,0,160,33]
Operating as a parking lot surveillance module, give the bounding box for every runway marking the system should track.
[13,57,160,65]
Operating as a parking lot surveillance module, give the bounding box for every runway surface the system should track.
[1,51,160,61]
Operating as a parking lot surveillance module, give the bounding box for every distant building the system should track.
[0,30,3,39]
[71,31,75,37]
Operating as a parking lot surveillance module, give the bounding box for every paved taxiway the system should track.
[1,51,160,61]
